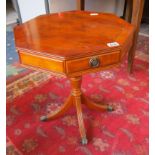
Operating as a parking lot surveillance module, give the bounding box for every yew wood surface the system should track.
[14,11,136,144]
[14,11,134,60]
[75,0,145,73]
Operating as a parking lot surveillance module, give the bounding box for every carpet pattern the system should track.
[6,58,148,155]
[6,29,33,85]
[6,28,149,155]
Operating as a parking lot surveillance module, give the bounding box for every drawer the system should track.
[19,51,65,73]
[66,51,120,73]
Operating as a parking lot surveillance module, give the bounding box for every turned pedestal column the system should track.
[40,76,114,144]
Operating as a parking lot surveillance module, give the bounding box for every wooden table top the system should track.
[14,11,134,60]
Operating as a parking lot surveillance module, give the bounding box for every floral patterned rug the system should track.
[6,32,149,155]
[6,60,148,155]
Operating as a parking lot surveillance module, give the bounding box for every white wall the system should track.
[17,0,46,22]
[49,0,76,13]
[49,0,125,16]
[18,0,125,22]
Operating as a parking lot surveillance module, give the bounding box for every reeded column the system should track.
[70,76,88,144]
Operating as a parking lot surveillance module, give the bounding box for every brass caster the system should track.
[40,116,47,121]
[81,137,88,145]
[107,105,114,112]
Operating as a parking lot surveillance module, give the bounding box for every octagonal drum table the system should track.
[14,11,134,144]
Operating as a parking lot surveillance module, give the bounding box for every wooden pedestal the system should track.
[40,76,114,144]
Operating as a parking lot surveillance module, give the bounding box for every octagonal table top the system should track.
[14,11,134,60]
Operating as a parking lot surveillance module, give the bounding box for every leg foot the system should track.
[107,105,115,112]
[82,95,115,112]
[75,97,87,143]
[40,115,47,121]
[81,137,88,145]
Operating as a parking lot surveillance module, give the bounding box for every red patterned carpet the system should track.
[6,35,149,155]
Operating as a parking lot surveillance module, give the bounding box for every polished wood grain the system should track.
[14,11,134,77]
[14,11,135,144]
[66,51,120,74]
[77,0,144,73]
[19,51,65,73]
[14,11,134,60]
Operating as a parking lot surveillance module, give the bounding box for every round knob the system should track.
[89,57,100,68]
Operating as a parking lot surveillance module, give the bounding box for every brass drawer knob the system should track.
[89,57,100,68]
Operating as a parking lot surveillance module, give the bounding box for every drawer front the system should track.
[19,51,64,73]
[66,51,120,73]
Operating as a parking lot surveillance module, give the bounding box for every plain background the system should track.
[17,0,125,22]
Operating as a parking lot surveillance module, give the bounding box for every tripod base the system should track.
[40,76,114,144]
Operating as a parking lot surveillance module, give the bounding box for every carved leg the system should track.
[128,0,145,73]
[40,75,114,144]
[70,77,88,145]
[40,95,73,121]
[82,95,114,112]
